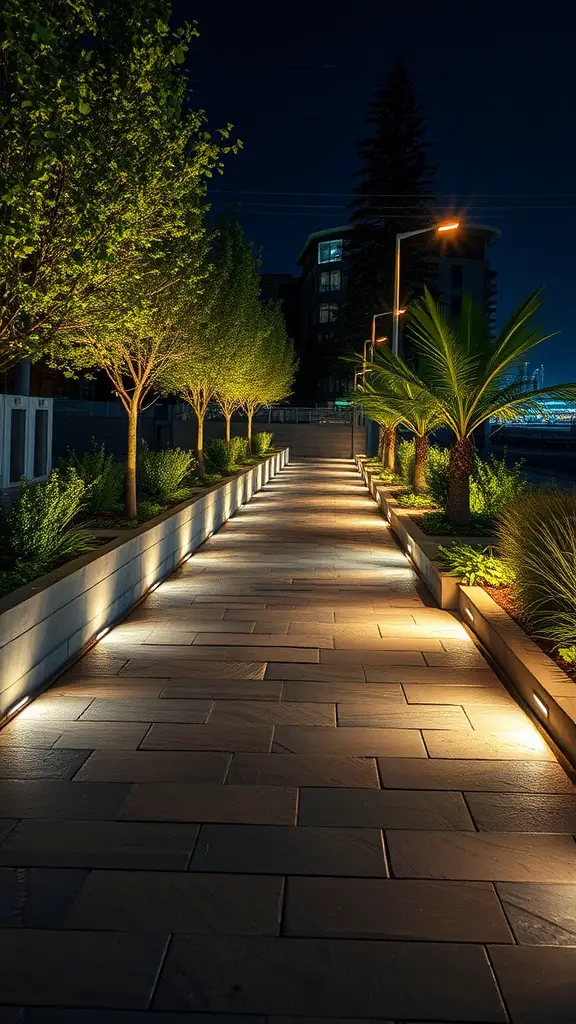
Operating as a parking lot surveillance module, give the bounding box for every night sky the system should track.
[177,0,576,383]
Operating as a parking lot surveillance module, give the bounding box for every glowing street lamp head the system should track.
[437,221,460,233]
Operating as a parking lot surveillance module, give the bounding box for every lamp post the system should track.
[392,220,459,356]
[350,365,361,458]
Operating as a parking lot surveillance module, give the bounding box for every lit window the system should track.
[319,270,341,292]
[319,303,338,323]
[318,239,342,263]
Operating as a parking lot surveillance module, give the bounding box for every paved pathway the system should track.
[0,458,575,1022]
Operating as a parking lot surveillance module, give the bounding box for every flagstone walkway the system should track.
[0,457,575,1022]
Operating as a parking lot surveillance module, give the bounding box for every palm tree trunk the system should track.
[125,399,138,519]
[413,434,429,494]
[446,436,474,526]
[378,426,385,464]
[384,426,396,472]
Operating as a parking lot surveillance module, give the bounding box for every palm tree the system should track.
[361,363,443,492]
[353,388,401,472]
[371,288,576,525]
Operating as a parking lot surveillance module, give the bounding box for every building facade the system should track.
[296,223,500,398]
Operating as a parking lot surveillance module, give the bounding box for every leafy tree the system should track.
[342,59,436,350]
[375,288,576,526]
[212,217,262,446]
[164,216,253,476]
[62,250,193,517]
[241,301,296,452]
[0,0,212,368]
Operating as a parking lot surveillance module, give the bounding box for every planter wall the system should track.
[459,586,576,769]
[355,456,576,769]
[0,449,288,718]
[355,457,493,609]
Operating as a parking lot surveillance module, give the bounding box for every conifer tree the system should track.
[342,59,436,349]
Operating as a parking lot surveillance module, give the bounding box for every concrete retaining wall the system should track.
[0,449,288,718]
[174,421,366,459]
[355,456,576,768]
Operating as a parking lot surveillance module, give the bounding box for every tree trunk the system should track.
[224,412,231,447]
[247,409,253,454]
[384,426,396,472]
[378,426,385,464]
[445,436,475,526]
[125,400,138,519]
[413,434,429,494]
[196,409,205,478]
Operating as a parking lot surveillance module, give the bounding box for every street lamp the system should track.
[392,220,459,356]
[362,331,389,381]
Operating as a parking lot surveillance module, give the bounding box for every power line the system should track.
[210,188,576,199]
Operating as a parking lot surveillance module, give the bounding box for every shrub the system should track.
[499,489,576,650]
[204,438,230,475]
[252,431,273,456]
[375,467,403,484]
[425,445,450,507]
[229,436,249,467]
[470,454,527,522]
[61,440,124,513]
[139,442,195,502]
[0,469,94,576]
[436,543,515,586]
[419,511,495,537]
[137,500,164,521]
[396,439,415,487]
[396,491,438,509]
[205,436,249,475]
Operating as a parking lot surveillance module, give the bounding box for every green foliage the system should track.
[252,431,273,456]
[375,468,403,483]
[204,438,230,474]
[204,436,248,474]
[62,441,123,513]
[425,446,450,506]
[1,0,229,369]
[137,500,164,521]
[0,469,94,592]
[470,454,528,522]
[419,511,494,537]
[558,646,576,667]
[139,442,195,502]
[229,436,249,467]
[396,439,415,486]
[369,287,576,523]
[412,448,527,531]
[499,490,576,651]
[436,543,514,586]
[396,491,437,509]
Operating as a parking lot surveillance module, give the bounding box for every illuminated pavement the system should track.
[0,457,575,1021]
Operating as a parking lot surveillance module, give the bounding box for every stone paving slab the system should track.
[0,457,573,1021]
[153,935,508,1020]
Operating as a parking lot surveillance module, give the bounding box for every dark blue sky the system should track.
[179,0,576,383]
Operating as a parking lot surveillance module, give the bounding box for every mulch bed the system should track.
[484,585,576,682]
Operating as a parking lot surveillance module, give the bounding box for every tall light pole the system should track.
[392,220,459,356]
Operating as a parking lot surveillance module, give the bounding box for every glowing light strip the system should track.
[533,692,549,717]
